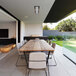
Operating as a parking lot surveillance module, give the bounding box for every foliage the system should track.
[64,35,76,40]
[43,25,50,30]
[50,28,55,30]
[48,35,63,40]
[55,18,76,31]
[66,10,76,17]
[56,36,63,40]
[48,35,55,39]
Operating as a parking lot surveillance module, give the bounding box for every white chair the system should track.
[28,52,48,76]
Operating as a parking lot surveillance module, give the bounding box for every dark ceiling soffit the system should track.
[44,0,76,23]
[0,6,20,21]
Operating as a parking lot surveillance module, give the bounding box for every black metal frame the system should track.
[63,54,76,65]
[23,51,50,76]
[47,54,57,66]
[0,6,21,43]
[16,55,27,67]
[47,51,57,66]
[27,69,48,76]
[23,51,29,68]
[16,50,54,76]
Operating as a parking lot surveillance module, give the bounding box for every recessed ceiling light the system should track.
[34,6,40,14]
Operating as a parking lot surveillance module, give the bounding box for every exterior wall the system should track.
[17,22,43,47]
[43,30,76,36]
[20,21,26,42]
[0,22,16,38]
[20,21,26,46]
[25,24,43,36]
[43,30,60,36]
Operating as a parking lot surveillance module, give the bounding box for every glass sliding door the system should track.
[63,34,76,64]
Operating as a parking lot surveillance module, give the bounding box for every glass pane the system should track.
[63,34,76,63]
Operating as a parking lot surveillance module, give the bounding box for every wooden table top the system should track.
[19,39,54,52]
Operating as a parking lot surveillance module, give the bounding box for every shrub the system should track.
[64,35,76,40]
[56,36,63,40]
[66,36,73,39]
[48,35,55,40]
[48,35,63,40]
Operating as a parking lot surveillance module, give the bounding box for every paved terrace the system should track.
[0,45,76,76]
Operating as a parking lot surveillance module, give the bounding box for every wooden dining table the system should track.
[19,38,54,66]
[20,39,54,52]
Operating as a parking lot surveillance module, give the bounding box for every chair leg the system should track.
[44,69,47,76]
[53,55,57,66]
[16,55,26,67]
[47,55,57,66]
[27,69,30,76]
[47,65,50,76]
[27,69,48,76]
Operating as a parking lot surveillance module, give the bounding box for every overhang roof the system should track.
[0,7,16,22]
[44,0,76,23]
[0,0,55,24]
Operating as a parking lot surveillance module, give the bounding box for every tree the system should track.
[55,18,76,31]
[43,25,50,30]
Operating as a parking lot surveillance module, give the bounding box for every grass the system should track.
[52,40,63,46]
[63,40,76,53]
[52,40,76,53]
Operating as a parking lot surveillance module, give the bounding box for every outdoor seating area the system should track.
[0,0,76,76]
[0,37,76,76]
[0,42,76,76]
[15,38,56,75]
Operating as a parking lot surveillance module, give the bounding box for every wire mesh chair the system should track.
[16,43,27,67]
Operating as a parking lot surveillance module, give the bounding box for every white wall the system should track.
[20,21,26,46]
[19,23,43,46]
[21,21,26,41]
[25,24,43,36]
[20,23,43,41]
[0,22,16,38]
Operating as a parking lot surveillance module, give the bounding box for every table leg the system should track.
[23,51,29,68]
[47,51,50,64]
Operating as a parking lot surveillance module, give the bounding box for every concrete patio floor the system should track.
[0,45,76,76]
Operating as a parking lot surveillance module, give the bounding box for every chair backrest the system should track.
[29,52,46,69]
[46,39,49,43]
[29,52,46,61]
[49,40,51,45]
[51,43,56,49]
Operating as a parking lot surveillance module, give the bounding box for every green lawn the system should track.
[52,41,63,46]
[52,40,76,53]
[63,40,76,53]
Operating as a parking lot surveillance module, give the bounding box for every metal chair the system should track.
[27,52,48,76]
[46,39,49,43]
[46,40,51,45]
[47,43,57,66]
[49,40,51,45]
[16,43,26,67]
